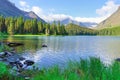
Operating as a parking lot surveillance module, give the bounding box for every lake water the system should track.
[2,36,120,68]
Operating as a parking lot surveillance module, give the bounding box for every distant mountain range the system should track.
[97,6,120,29]
[0,0,98,28]
[58,18,97,28]
[0,0,45,22]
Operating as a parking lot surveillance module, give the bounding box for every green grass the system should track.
[32,58,120,80]
[0,57,120,80]
[13,34,46,37]
[0,62,24,80]
[12,34,66,37]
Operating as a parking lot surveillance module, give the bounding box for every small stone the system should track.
[42,44,47,47]
[19,57,26,61]
[24,60,34,66]
[116,58,120,61]
[4,51,12,56]
[25,77,30,80]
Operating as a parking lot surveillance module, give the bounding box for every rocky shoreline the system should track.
[0,42,35,79]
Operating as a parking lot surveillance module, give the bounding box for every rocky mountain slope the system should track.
[97,6,120,29]
[0,0,45,22]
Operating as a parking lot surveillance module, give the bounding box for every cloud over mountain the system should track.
[96,0,119,17]
[0,0,45,22]
[10,0,120,24]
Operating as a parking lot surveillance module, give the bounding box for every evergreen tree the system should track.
[38,21,44,33]
[32,19,38,34]
[50,21,57,35]
[7,18,14,35]
[24,19,30,34]
[16,16,24,34]
[45,23,50,35]
[0,16,6,33]
[61,24,66,35]
[57,21,61,35]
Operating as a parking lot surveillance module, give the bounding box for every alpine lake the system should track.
[2,36,120,68]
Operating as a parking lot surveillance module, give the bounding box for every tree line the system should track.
[65,23,97,35]
[97,26,120,35]
[0,15,98,35]
[0,16,67,35]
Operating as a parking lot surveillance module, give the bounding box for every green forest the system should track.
[97,26,120,35]
[1,15,120,36]
[0,16,97,36]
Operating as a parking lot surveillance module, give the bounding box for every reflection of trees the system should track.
[22,39,41,53]
[45,36,64,51]
[6,36,43,54]
[6,36,14,42]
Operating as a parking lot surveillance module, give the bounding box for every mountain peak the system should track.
[118,6,120,10]
[0,0,45,22]
[59,18,97,27]
[29,11,35,14]
[25,11,39,19]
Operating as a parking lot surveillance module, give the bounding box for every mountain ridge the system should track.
[56,18,97,28]
[0,0,45,22]
[96,6,120,29]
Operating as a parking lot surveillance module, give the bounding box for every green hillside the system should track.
[65,23,97,35]
[98,26,120,35]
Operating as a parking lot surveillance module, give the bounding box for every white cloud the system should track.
[18,0,120,24]
[31,6,43,15]
[42,14,106,23]
[74,16,107,23]
[48,8,56,14]
[42,14,73,22]
[96,0,119,17]
[35,0,119,23]
[19,1,26,7]
[19,0,30,11]
[73,0,120,23]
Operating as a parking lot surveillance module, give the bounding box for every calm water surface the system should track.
[3,36,120,68]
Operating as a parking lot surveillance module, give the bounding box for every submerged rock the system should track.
[24,60,34,66]
[116,58,120,61]
[0,51,12,58]
[4,51,12,56]
[42,44,47,47]
[18,57,26,61]
[9,58,35,72]
[7,42,24,47]
[0,41,34,73]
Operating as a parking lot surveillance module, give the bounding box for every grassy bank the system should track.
[13,34,46,37]
[0,57,120,80]
[4,34,65,37]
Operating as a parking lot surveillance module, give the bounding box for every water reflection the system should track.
[4,36,43,53]
[2,36,120,68]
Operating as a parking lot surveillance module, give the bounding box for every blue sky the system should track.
[9,0,120,23]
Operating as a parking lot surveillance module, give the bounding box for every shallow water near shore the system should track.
[2,36,120,68]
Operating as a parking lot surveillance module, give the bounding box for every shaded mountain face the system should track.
[0,0,45,22]
[59,18,97,28]
[97,7,120,29]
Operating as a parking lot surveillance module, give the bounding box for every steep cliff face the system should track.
[0,0,45,22]
[97,7,120,29]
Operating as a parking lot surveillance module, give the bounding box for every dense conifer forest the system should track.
[0,16,97,35]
